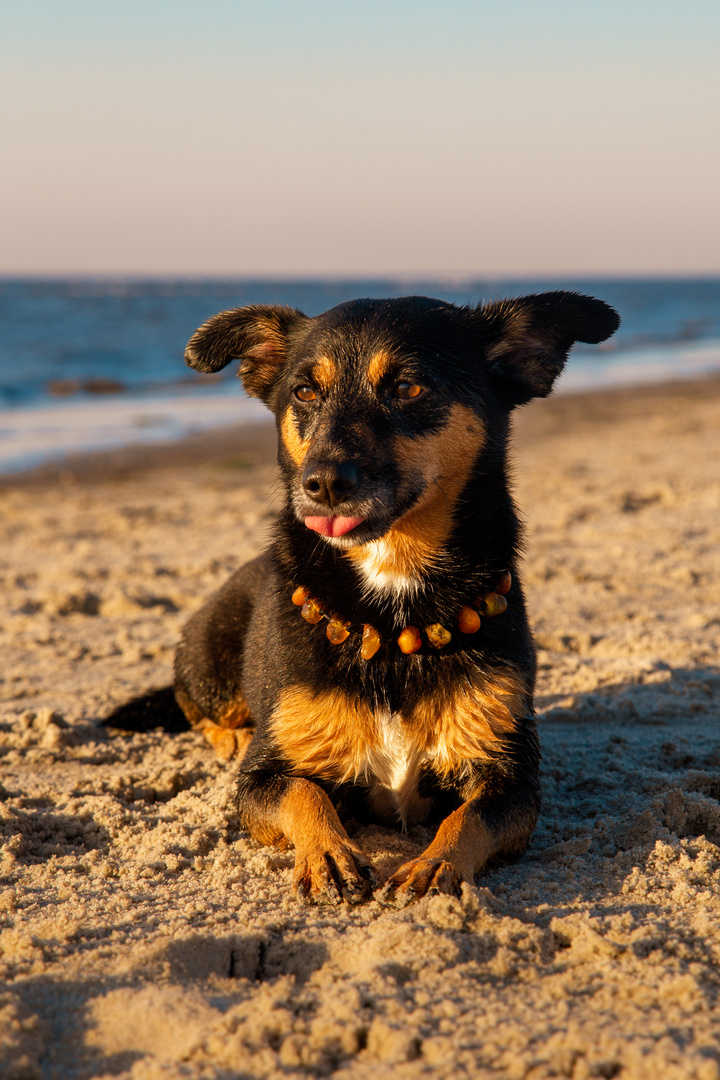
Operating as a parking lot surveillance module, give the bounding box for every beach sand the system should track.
[1,377,719,1080]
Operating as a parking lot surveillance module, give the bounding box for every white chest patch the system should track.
[361,711,431,828]
[355,539,421,601]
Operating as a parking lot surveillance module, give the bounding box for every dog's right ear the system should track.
[476,292,620,406]
[185,305,307,402]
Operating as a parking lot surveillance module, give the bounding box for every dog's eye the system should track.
[393,382,424,400]
[294,386,317,402]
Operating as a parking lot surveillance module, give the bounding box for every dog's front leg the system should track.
[383,772,539,903]
[237,773,376,904]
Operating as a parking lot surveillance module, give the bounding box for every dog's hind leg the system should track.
[174,555,266,761]
[186,709,255,763]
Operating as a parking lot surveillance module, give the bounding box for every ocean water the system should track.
[1,277,719,473]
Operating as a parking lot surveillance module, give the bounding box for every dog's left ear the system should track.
[185,304,308,401]
[476,291,620,405]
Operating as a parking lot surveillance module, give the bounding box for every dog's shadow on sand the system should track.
[478,662,720,915]
[6,931,330,1080]
[536,662,719,733]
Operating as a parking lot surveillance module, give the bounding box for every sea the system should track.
[1,276,719,475]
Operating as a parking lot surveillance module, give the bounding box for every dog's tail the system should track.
[100,687,191,733]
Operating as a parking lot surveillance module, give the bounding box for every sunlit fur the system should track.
[269,670,528,829]
[344,404,486,600]
[173,292,620,904]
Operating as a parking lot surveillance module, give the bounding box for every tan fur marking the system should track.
[198,720,254,763]
[272,672,527,789]
[280,405,312,467]
[217,699,252,729]
[421,801,495,880]
[278,780,351,851]
[175,688,251,730]
[245,778,375,901]
[176,687,253,761]
[385,795,534,896]
[174,687,203,727]
[244,776,352,853]
[402,760,537,885]
[366,349,395,387]
[346,403,485,582]
[239,313,290,398]
[311,355,337,393]
[271,687,378,784]
[409,671,530,779]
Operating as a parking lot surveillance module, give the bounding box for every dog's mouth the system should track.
[304,515,366,538]
[295,482,425,549]
[290,457,426,548]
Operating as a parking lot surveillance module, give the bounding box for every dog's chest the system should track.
[270,688,433,827]
[352,539,420,601]
[360,711,431,828]
[270,677,523,826]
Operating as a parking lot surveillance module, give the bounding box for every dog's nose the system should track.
[302,460,359,508]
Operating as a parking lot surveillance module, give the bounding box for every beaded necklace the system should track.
[290,571,512,660]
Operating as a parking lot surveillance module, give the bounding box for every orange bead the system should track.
[458,605,481,634]
[496,571,512,595]
[361,624,382,660]
[481,592,508,617]
[397,626,422,654]
[425,623,452,649]
[301,598,324,624]
[326,618,350,644]
[292,586,310,606]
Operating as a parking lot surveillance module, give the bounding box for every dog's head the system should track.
[185,293,619,562]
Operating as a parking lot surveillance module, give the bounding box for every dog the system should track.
[171,292,619,904]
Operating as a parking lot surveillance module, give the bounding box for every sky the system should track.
[2,0,719,277]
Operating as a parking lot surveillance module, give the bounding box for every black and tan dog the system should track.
[172,292,619,904]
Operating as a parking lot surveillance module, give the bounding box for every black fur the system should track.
[166,293,619,901]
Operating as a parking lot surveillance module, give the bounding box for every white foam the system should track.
[0,390,270,474]
[557,339,720,394]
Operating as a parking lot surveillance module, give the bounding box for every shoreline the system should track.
[3,371,720,490]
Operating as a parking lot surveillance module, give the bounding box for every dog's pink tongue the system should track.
[304,516,365,537]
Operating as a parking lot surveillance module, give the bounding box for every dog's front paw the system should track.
[293,843,377,905]
[381,857,464,905]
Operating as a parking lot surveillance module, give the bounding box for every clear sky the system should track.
[2,0,719,276]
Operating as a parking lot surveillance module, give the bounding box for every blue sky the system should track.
[2,0,719,275]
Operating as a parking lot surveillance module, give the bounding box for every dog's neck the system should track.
[288,572,510,659]
[275,527,516,656]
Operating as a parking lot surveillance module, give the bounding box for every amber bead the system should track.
[426,623,452,649]
[480,592,507,617]
[292,586,310,606]
[496,571,512,595]
[458,606,481,634]
[361,624,382,660]
[301,597,324,624]
[398,626,422,654]
[326,618,350,644]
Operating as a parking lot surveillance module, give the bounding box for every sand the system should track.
[1,377,719,1080]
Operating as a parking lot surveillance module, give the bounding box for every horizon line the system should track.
[2,270,720,283]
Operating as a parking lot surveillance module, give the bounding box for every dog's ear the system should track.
[476,291,620,405]
[185,304,307,401]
